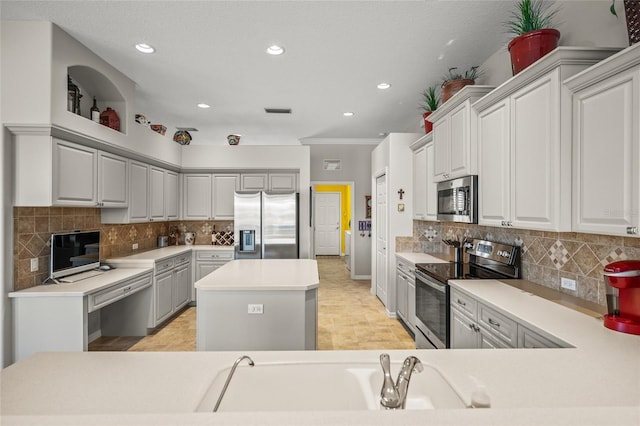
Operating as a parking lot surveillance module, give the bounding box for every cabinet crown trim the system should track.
[564,43,640,91]
[428,85,495,122]
[474,47,621,112]
[410,132,433,151]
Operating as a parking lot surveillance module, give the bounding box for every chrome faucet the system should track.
[379,353,423,409]
[213,355,254,412]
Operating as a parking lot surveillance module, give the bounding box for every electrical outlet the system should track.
[30,258,38,272]
[561,277,577,291]
[248,304,264,314]
[132,243,139,250]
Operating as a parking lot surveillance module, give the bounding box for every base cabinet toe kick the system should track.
[10,269,153,362]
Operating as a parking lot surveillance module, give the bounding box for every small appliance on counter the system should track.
[603,260,640,335]
[157,236,169,248]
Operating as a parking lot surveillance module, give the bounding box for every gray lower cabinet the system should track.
[152,253,192,326]
[395,257,416,332]
[155,270,174,324]
[450,287,569,349]
[192,249,234,301]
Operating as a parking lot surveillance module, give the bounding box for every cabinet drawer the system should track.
[196,250,234,261]
[518,325,566,348]
[451,288,477,319]
[174,253,191,266]
[396,260,414,275]
[155,258,175,274]
[88,272,152,312]
[478,303,517,347]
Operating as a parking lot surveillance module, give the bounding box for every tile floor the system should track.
[88,256,415,352]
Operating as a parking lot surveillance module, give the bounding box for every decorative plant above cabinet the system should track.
[504,0,560,75]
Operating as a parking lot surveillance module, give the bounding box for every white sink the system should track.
[196,361,467,412]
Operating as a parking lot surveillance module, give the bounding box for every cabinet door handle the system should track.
[456,299,466,306]
[627,227,638,235]
[488,318,500,327]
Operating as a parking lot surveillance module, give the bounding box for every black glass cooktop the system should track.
[416,262,508,283]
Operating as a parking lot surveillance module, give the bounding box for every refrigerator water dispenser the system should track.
[239,230,256,252]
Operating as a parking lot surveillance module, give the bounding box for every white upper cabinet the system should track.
[268,173,298,192]
[565,44,640,236]
[14,137,131,208]
[412,145,427,220]
[213,174,240,219]
[97,151,128,208]
[165,171,179,220]
[429,86,494,182]
[52,139,98,206]
[475,47,620,231]
[411,133,437,221]
[128,160,150,223]
[183,174,213,220]
[149,166,165,221]
[240,173,268,191]
[478,99,510,227]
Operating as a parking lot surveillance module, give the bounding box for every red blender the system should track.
[603,260,640,335]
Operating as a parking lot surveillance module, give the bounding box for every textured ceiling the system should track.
[1,0,519,145]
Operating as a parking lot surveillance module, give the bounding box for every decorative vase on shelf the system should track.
[173,130,192,145]
[508,29,560,75]
[227,134,241,145]
[99,107,120,131]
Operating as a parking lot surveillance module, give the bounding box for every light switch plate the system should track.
[561,277,576,291]
[248,304,264,314]
[132,243,139,250]
[30,258,38,272]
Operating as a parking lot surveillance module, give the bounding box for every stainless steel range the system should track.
[414,239,521,349]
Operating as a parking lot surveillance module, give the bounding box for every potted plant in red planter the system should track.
[441,66,479,103]
[420,86,440,134]
[610,0,640,45]
[505,0,559,75]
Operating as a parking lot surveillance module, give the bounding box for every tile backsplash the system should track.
[13,207,232,290]
[398,220,640,308]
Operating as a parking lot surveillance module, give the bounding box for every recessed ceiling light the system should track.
[343,112,354,117]
[377,83,391,90]
[135,43,155,54]
[266,45,285,55]
[197,103,211,109]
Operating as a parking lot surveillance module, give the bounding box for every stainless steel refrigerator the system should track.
[234,191,299,259]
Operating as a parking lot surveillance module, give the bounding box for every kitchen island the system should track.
[195,259,319,351]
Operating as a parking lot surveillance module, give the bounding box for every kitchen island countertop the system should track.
[195,259,319,291]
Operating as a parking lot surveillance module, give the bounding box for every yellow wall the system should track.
[315,184,351,254]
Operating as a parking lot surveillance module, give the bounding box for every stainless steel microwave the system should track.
[436,175,478,223]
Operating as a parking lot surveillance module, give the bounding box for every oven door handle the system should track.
[415,270,447,293]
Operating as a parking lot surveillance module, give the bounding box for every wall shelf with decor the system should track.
[3,21,182,169]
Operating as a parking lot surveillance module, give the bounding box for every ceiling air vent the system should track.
[323,159,341,171]
[264,108,292,114]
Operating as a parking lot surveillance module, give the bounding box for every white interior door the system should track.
[314,192,341,255]
[375,174,387,303]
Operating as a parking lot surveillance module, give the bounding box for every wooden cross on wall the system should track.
[398,189,405,200]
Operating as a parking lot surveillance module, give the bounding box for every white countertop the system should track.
[195,259,319,291]
[396,252,450,265]
[7,268,152,298]
[2,279,639,425]
[107,245,234,265]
